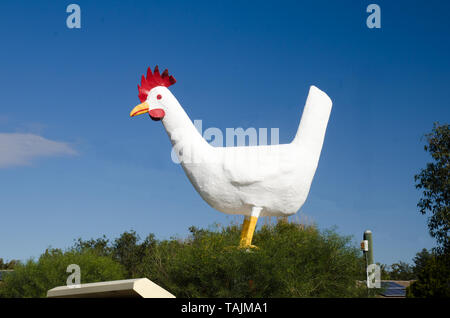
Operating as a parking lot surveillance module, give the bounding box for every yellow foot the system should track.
[239,215,259,248]
[239,244,258,250]
[225,244,258,251]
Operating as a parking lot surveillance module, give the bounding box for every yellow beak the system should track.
[130,102,149,117]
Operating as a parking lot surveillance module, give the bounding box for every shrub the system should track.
[136,222,368,297]
[407,252,450,298]
[0,222,368,298]
[0,249,126,298]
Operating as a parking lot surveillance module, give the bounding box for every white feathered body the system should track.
[157,85,332,217]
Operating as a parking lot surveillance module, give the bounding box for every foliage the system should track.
[0,258,18,270]
[406,123,450,297]
[414,122,449,253]
[386,262,415,281]
[0,222,369,298]
[72,235,112,257]
[412,248,433,278]
[378,263,392,280]
[0,249,126,298]
[72,231,157,278]
[112,231,157,278]
[407,252,450,298]
[136,222,368,297]
[380,249,439,282]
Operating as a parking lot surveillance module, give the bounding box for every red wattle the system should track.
[148,108,165,121]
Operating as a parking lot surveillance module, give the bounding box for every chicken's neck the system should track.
[161,97,211,163]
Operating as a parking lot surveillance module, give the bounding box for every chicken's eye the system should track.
[157,94,162,100]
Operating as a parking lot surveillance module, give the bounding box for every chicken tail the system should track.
[292,85,333,162]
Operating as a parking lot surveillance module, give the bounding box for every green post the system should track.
[363,230,374,265]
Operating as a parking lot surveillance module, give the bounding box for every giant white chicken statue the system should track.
[130,66,332,248]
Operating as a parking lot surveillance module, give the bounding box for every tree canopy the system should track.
[414,122,449,253]
[408,122,450,297]
[0,259,18,270]
[0,249,126,298]
[0,222,369,298]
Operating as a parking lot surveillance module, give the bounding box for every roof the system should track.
[379,280,414,298]
[47,278,176,298]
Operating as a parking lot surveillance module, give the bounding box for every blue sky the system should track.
[0,0,449,266]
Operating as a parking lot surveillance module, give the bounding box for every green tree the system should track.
[412,248,432,277]
[136,222,368,297]
[0,249,126,298]
[112,231,156,278]
[408,123,450,297]
[72,235,112,256]
[388,261,415,280]
[0,223,371,298]
[407,253,450,298]
[414,122,449,253]
[0,258,18,270]
[379,263,391,280]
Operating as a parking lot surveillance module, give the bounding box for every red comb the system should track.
[138,66,176,102]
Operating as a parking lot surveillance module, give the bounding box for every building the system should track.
[379,280,415,298]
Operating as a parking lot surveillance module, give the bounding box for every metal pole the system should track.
[363,230,374,265]
[363,230,375,294]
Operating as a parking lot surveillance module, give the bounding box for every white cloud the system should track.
[0,133,77,168]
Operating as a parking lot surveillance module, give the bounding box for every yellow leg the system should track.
[239,216,259,248]
[240,217,250,244]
